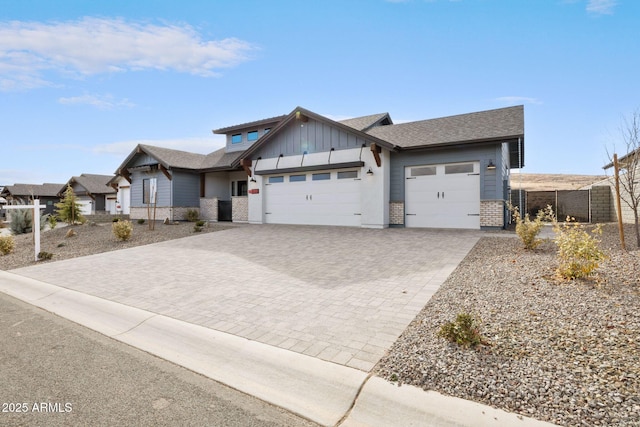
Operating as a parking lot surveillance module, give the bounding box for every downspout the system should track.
[518,137,523,219]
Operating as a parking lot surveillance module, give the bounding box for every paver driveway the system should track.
[11,225,480,371]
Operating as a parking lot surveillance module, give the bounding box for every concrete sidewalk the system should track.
[0,270,556,426]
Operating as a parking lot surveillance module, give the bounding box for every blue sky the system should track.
[1,0,638,185]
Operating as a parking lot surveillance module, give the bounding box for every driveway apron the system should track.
[10,225,480,372]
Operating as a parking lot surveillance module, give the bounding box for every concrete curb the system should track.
[1,270,559,427]
[0,270,366,426]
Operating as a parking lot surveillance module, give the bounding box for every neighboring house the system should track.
[114,105,524,229]
[106,175,132,215]
[601,148,640,224]
[59,174,117,216]
[0,183,64,216]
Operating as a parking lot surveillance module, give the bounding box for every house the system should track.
[0,183,64,216]
[602,147,640,224]
[59,174,117,215]
[106,175,132,215]
[114,105,524,229]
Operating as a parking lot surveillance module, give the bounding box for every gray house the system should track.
[115,105,524,229]
[1,183,64,216]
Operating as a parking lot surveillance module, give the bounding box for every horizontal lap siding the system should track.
[172,172,201,207]
[390,145,504,202]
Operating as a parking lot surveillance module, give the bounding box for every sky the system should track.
[1,0,639,186]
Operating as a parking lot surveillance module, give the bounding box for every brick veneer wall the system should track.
[480,200,504,228]
[232,196,248,222]
[389,202,404,225]
[199,197,218,221]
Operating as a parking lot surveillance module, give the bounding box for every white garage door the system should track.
[405,162,480,229]
[264,169,361,226]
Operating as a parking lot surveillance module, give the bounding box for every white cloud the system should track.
[0,17,257,91]
[495,96,543,106]
[92,136,226,158]
[59,93,135,110]
[586,0,617,14]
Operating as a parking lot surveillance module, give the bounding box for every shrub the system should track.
[37,251,53,261]
[0,235,15,255]
[195,220,206,227]
[9,208,30,235]
[186,209,199,222]
[554,220,607,279]
[137,218,145,224]
[48,214,58,230]
[509,204,554,250]
[112,220,133,241]
[438,313,488,348]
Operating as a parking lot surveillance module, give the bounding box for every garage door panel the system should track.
[264,171,361,226]
[405,162,480,229]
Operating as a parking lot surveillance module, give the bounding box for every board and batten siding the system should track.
[252,118,371,159]
[389,144,509,202]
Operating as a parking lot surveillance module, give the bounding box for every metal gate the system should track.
[525,190,590,222]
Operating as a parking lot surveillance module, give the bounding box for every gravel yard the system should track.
[376,223,640,427]
[0,220,234,271]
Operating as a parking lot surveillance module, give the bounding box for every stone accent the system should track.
[232,196,248,223]
[590,186,612,223]
[389,202,404,225]
[199,197,219,222]
[129,206,199,221]
[480,200,504,228]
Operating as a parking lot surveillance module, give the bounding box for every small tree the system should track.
[606,110,640,248]
[55,185,85,225]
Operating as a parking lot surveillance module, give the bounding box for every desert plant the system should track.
[438,313,488,348]
[37,251,53,261]
[55,185,85,225]
[509,203,554,250]
[0,235,15,255]
[48,214,57,230]
[554,219,607,279]
[112,219,133,241]
[9,208,30,235]
[186,209,199,222]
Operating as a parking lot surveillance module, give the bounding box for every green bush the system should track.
[186,209,199,222]
[9,208,30,234]
[554,220,607,279]
[438,313,487,348]
[137,218,145,224]
[112,220,133,241]
[509,204,554,250]
[48,214,57,230]
[37,251,53,261]
[0,235,15,255]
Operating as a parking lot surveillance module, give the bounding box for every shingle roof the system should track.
[137,144,207,170]
[339,113,392,132]
[213,115,287,134]
[65,174,116,195]
[2,183,64,198]
[366,106,524,149]
[200,147,244,170]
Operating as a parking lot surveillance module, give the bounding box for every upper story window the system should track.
[247,130,259,142]
[231,134,242,144]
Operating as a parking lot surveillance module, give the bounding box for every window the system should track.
[268,176,284,183]
[312,173,331,181]
[232,180,248,196]
[289,174,306,182]
[337,170,358,179]
[247,130,259,141]
[411,166,437,177]
[231,134,242,144]
[142,178,157,204]
[445,163,474,174]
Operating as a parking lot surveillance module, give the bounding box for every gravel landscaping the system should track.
[376,223,640,427]
[0,220,233,271]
